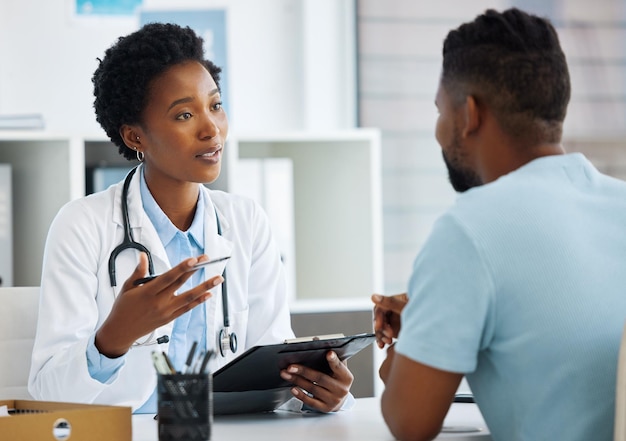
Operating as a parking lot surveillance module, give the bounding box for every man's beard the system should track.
[441,142,482,193]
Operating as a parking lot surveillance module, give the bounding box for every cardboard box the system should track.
[0,399,131,440]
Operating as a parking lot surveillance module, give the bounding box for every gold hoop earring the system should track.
[136,150,144,162]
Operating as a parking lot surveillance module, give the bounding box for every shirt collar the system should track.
[139,168,205,249]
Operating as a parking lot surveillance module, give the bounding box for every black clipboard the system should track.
[212,332,375,415]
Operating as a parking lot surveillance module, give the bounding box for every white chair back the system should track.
[615,322,626,441]
[0,287,40,399]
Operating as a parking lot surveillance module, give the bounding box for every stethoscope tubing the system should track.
[108,167,155,286]
[215,213,230,328]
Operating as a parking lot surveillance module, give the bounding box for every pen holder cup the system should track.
[157,373,213,441]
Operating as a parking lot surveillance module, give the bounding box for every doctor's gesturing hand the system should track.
[280,350,354,412]
[95,253,223,358]
[371,293,408,349]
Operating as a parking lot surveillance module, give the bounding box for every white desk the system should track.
[132,397,491,440]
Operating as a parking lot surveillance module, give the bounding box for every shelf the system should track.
[0,134,83,285]
[229,129,383,300]
[0,129,384,299]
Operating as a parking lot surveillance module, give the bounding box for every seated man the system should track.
[373,7,626,441]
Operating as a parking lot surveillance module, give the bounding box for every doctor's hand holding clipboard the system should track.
[95,253,223,359]
[278,348,354,413]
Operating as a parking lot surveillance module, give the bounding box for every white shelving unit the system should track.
[229,130,384,301]
[0,164,12,287]
[0,129,384,300]
[0,132,84,286]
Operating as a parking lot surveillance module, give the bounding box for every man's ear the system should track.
[461,95,480,138]
[119,124,142,150]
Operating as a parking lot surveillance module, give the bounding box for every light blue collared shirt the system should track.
[87,169,207,413]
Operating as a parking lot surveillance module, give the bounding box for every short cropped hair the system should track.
[442,8,570,144]
[92,22,222,160]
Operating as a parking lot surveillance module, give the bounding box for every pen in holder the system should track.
[157,372,213,441]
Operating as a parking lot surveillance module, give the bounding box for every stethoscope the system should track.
[107,166,238,356]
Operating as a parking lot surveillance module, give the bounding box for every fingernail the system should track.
[328,351,337,361]
[288,366,298,374]
[280,371,292,380]
[372,294,382,302]
[291,387,300,396]
[213,277,223,286]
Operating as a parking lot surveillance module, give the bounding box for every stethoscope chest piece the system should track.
[218,327,238,357]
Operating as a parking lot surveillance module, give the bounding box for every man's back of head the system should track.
[441,8,571,146]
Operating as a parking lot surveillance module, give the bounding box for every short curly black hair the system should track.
[92,22,222,160]
[442,8,570,145]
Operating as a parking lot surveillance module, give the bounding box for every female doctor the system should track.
[28,22,353,413]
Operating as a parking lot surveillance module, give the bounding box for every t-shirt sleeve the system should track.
[395,213,495,374]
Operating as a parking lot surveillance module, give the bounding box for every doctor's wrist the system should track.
[95,326,132,359]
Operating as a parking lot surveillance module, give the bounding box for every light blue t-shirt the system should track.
[395,153,626,441]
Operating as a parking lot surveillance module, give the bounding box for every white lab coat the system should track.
[28,166,294,410]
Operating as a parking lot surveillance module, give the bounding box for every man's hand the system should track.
[372,293,408,348]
